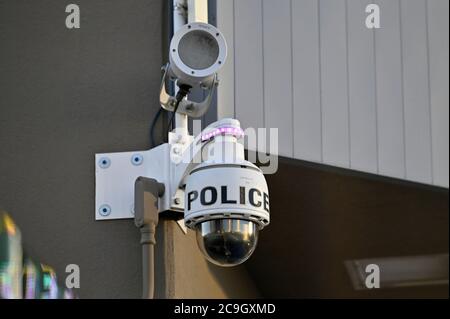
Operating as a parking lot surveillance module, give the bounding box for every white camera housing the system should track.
[184,162,270,229]
[183,121,270,267]
[168,22,227,87]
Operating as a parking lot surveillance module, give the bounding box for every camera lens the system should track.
[178,30,220,70]
[195,219,259,267]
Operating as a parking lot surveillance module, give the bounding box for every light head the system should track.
[168,22,227,88]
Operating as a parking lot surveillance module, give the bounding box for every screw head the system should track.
[99,204,111,217]
[98,157,111,169]
[174,198,181,205]
[131,154,143,166]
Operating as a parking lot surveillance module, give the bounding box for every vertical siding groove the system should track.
[262,0,293,156]
[374,0,405,179]
[234,0,264,132]
[292,0,322,161]
[290,0,295,156]
[400,0,433,183]
[320,0,350,167]
[345,0,352,168]
[424,0,434,185]
[373,16,379,174]
[348,0,378,172]
[261,0,266,129]
[427,0,449,187]
[399,0,407,179]
[318,0,323,162]
[232,0,236,118]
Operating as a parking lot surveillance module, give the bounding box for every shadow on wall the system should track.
[162,219,261,298]
[205,259,262,298]
[246,157,449,298]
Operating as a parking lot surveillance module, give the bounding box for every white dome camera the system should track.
[96,119,270,267]
[183,120,270,267]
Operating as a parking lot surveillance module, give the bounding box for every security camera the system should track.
[95,18,270,299]
[95,22,269,269]
[95,119,270,267]
[184,120,270,267]
[169,22,227,88]
[160,22,227,118]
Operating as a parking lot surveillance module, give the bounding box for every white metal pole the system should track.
[172,0,209,139]
[187,0,208,23]
[173,0,188,137]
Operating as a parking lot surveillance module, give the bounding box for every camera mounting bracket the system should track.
[95,144,172,220]
[94,118,243,221]
[159,63,219,118]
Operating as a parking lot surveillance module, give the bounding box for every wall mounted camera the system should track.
[95,118,270,267]
[183,119,270,266]
[94,21,270,297]
[160,22,227,118]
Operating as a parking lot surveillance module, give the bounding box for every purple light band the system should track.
[201,126,244,142]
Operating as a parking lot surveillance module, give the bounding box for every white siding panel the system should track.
[262,0,293,157]
[215,0,448,188]
[374,0,406,179]
[427,0,449,188]
[401,0,433,184]
[216,0,235,119]
[347,0,378,173]
[234,0,264,131]
[292,0,322,162]
[319,0,350,167]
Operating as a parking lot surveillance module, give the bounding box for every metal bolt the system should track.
[99,204,111,217]
[174,198,181,205]
[131,154,143,166]
[98,157,111,169]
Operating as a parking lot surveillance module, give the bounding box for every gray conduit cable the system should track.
[140,224,156,299]
[134,177,165,299]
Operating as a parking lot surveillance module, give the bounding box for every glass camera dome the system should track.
[195,219,259,267]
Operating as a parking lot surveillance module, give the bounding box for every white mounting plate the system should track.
[95,145,169,220]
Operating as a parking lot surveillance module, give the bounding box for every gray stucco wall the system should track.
[0,0,260,299]
[0,0,165,298]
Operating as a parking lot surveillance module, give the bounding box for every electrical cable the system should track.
[142,243,154,299]
[165,84,191,137]
[150,108,163,147]
[149,84,190,147]
[140,224,156,299]
[134,177,164,299]
[149,0,174,147]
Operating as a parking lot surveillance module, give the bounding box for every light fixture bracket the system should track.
[159,63,219,118]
